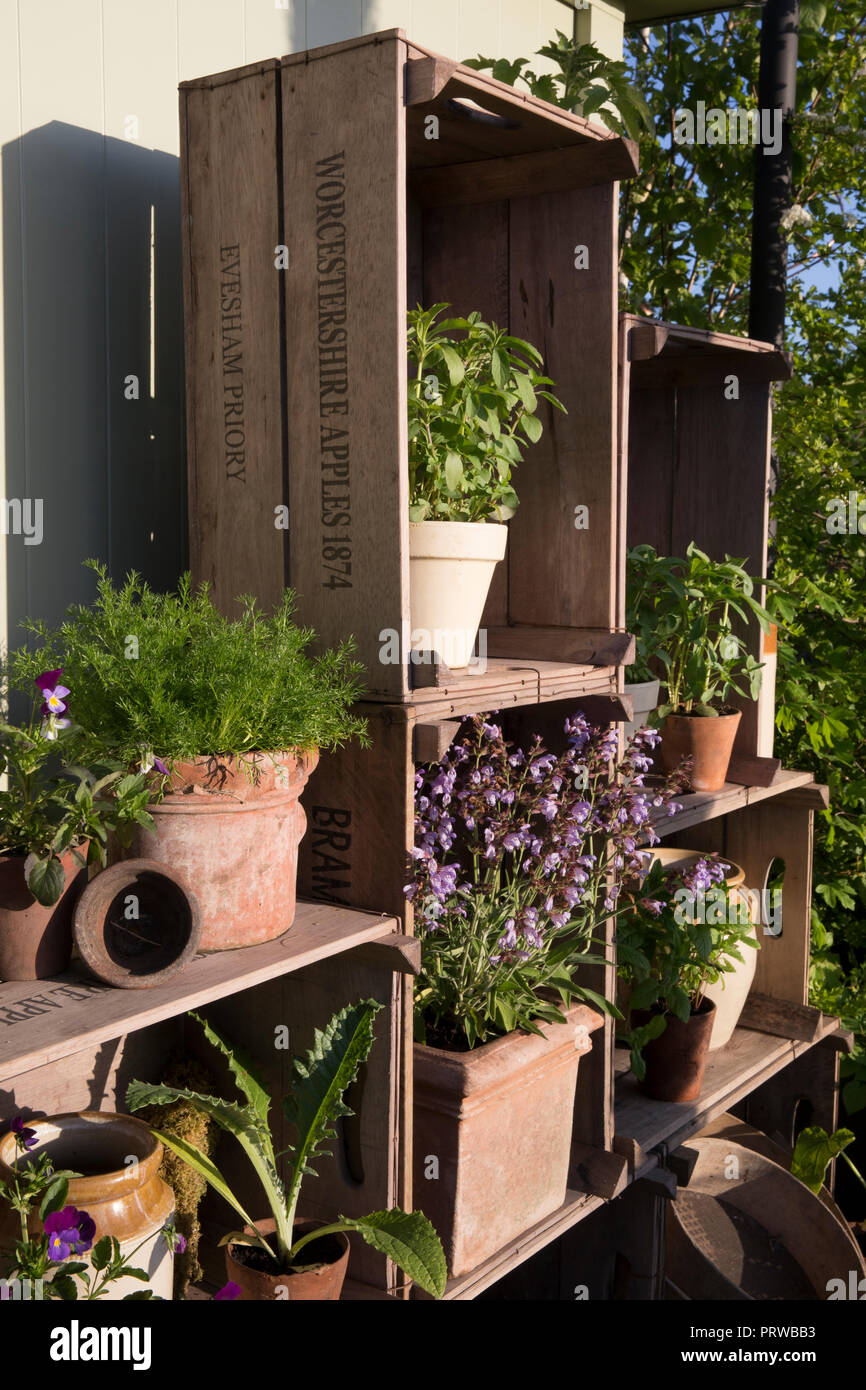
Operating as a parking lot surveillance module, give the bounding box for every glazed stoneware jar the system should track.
[0,1111,175,1299]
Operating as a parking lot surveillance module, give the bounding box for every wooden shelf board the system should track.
[393,658,619,722]
[412,1187,606,1301]
[0,901,400,1081]
[613,1013,843,1173]
[648,768,816,840]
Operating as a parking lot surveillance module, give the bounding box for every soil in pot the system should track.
[224,1218,349,1301]
[632,997,716,1102]
[660,708,742,793]
[0,848,87,980]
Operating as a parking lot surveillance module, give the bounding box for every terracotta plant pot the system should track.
[122,750,318,951]
[73,859,202,988]
[409,520,507,669]
[0,849,87,981]
[0,1111,175,1299]
[225,1217,349,1300]
[660,710,742,792]
[632,998,716,1102]
[413,1003,603,1278]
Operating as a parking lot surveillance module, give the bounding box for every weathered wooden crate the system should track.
[618,314,792,759]
[181,29,638,701]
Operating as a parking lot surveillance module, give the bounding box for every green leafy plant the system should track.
[618,855,758,1078]
[11,562,368,769]
[407,304,565,524]
[626,543,773,719]
[0,665,153,905]
[465,32,653,141]
[126,1003,447,1297]
[792,1126,865,1221]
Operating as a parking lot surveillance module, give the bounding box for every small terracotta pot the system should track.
[0,1111,175,1298]
[414,1003,603,1278]
[73,859,202,988]
[225,1218,349,1300]
[632,998,717,1102]
[0,849,87,981]
[122,750,318,951]
[660,711,742,792]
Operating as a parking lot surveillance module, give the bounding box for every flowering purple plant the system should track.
[44,1206,97,1262]
[215,1280,241,1300]
[617,851,759,1079]
[407,713,686,1049]
[11,1116,37,1152]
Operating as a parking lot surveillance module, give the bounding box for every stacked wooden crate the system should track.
[179,31,846,1299]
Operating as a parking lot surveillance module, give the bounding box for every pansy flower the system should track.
[35,669,70,717]
[43,1206,96,1262]
[10,1115,37,1151]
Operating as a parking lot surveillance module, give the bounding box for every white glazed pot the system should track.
[409,521,507,670]
[623,679,660,740]
[650,848,758,1051]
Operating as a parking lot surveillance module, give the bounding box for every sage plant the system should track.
[406,713,686,1048]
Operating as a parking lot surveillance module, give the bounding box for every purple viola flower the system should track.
[10,1115,37,1151]
[162,1223,187,1255]
[35,669,70,717]
[44,1206,96,1261]
[214,1281,241,1301]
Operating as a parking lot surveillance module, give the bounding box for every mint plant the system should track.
[407,304,565,524]
[127,1003,447,1297]
[626,543,774,719]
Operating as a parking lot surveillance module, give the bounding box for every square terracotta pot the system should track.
[413,1003,603,1278]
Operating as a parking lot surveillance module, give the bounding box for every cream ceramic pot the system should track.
[0,1112,175,1299]
[409,520,507,670]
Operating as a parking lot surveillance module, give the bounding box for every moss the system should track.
[140,1055,218,1299]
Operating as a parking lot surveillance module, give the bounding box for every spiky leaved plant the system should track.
[126,1001,446,1297]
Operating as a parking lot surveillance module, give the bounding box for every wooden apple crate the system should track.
[619,314,793,763]
[180,28,639,702]
[175,32,848,1298]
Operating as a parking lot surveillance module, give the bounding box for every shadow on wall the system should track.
[2,121,187,650]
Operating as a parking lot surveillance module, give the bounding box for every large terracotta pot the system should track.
[0,1112,175,1299]
[0,849,87,981]
[409,521,507,670]
[413,1002,603,1278]
[660,710,742,792]
[123,750,318,951]
[225,1217,349,1300]
[632,998,716,1102]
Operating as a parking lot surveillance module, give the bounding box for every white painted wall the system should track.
[0,0,599,649]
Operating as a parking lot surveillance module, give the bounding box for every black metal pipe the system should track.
[748,0,799,346]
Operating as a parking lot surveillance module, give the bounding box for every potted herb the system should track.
[12,563,368,952]
[0,1111,178,1298]
[0,666,153,979]
[626,543,772,791]
[649,847,761,1051]
[406,714,684,1276]
[618,854,758,1101]
[407,304,566,669]
[127,1003,446,1300]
